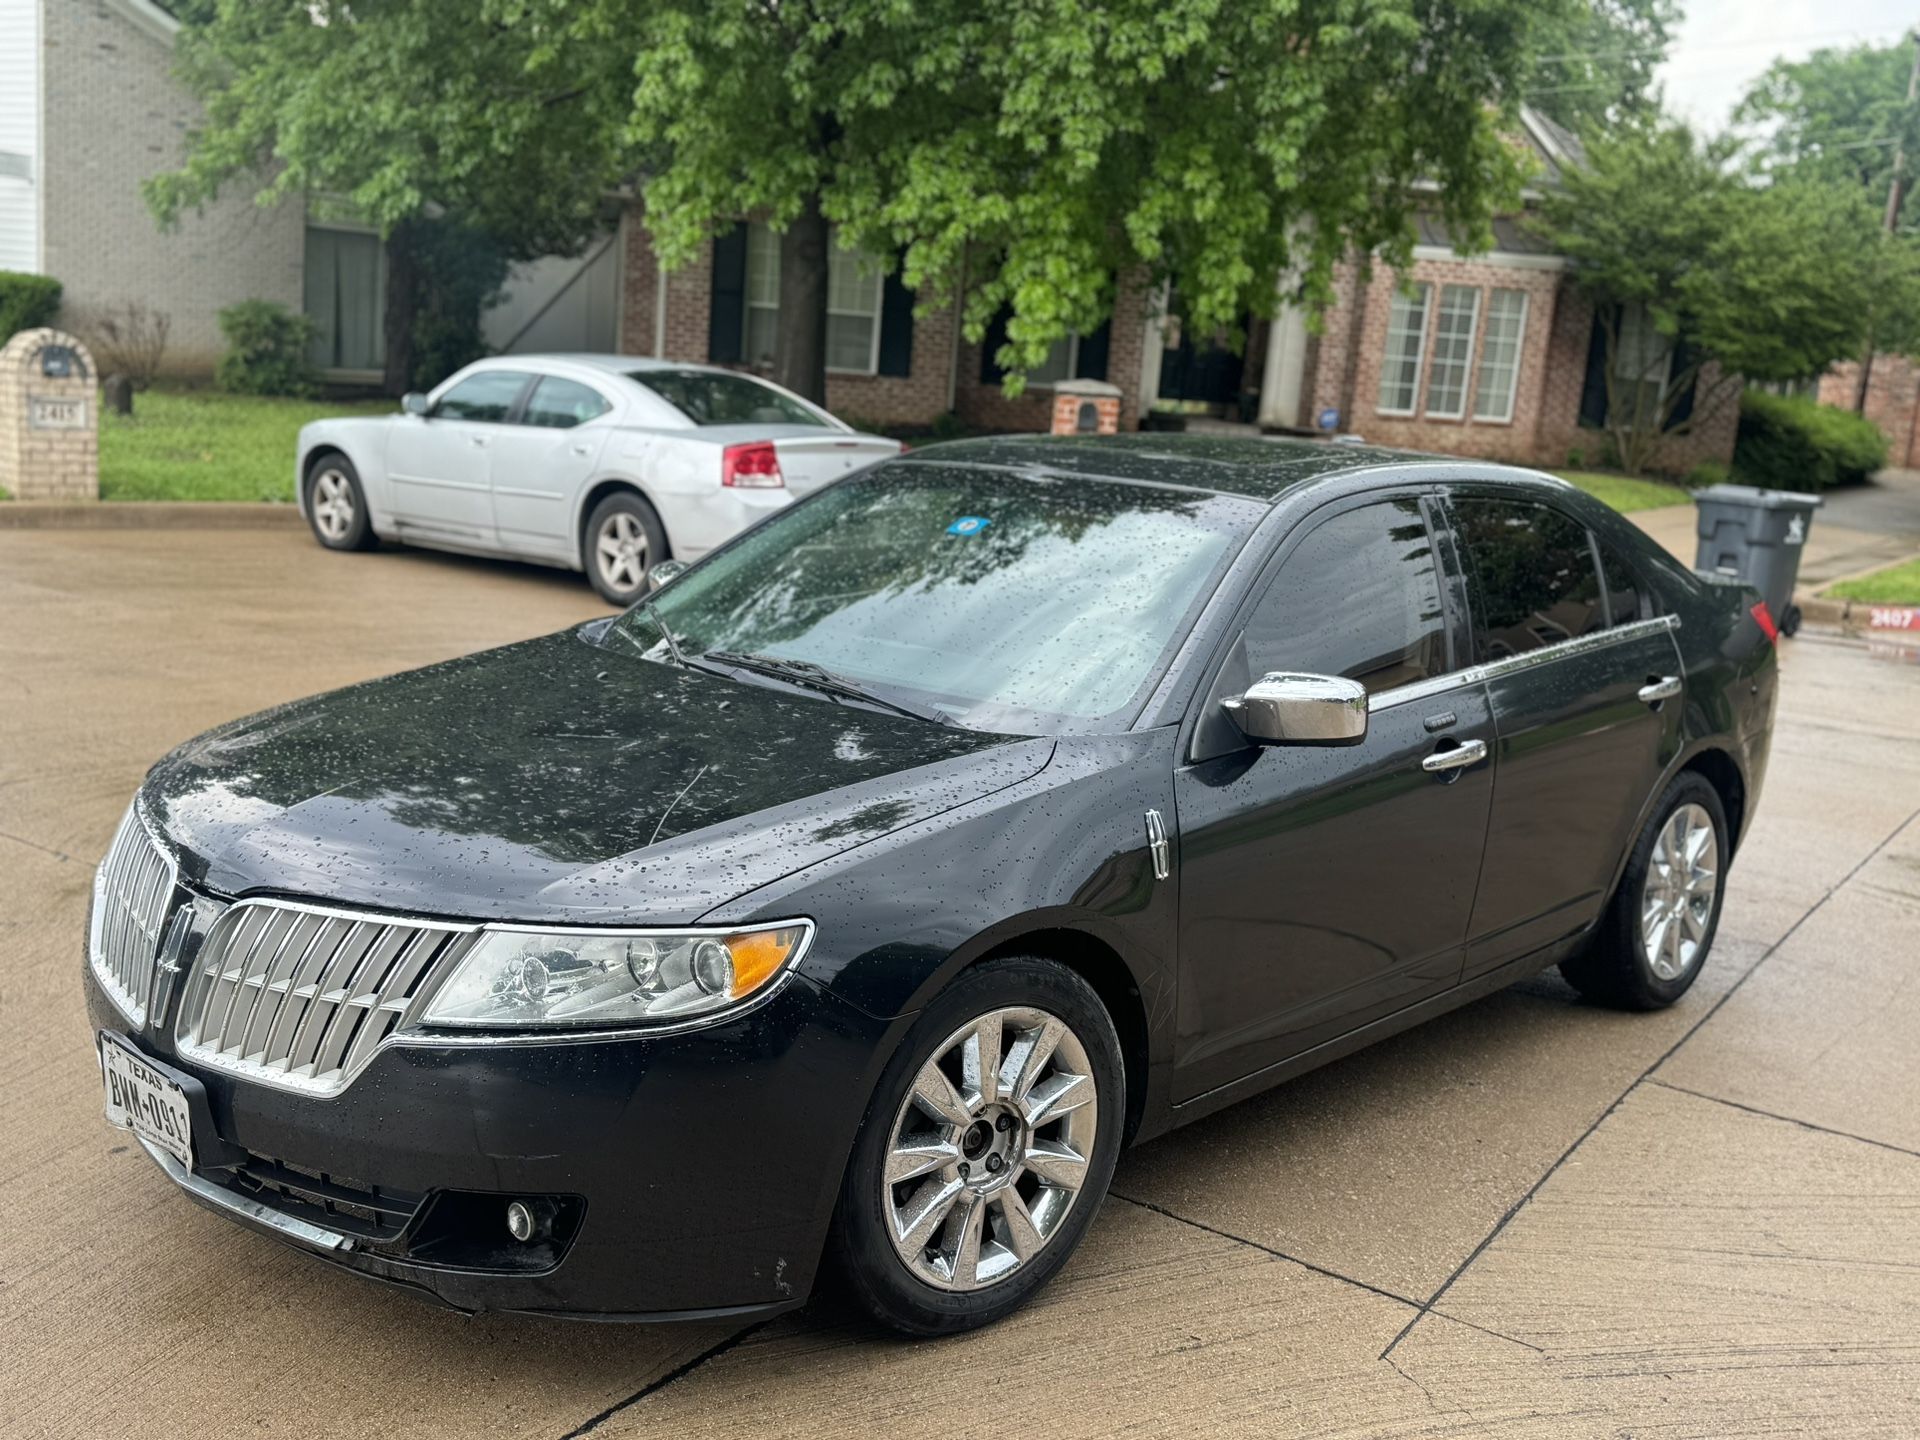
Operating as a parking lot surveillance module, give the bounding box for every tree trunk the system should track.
[382,225,418,397]
[774,193,831,405]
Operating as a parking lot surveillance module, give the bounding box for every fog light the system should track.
[506,1200,535,1242]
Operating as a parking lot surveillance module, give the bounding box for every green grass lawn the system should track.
[1555,470,1695,514]
[98,389,394,502]
[1826,557,1920,605]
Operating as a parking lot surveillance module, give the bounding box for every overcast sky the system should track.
[1657,0,1916,133]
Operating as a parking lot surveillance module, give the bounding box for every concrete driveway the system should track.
[3,524,1918,1439]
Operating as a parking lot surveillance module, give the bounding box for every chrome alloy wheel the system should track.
[1640,801,1719,980]
[595,511,649,594]
[883,1006,1098,1292]
[311,468,356,541]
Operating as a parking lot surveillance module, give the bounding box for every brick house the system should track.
[1816,358,1920,469]
[611,107,1737,473]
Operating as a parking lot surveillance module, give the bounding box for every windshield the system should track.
[627,368,829,428]
[608,464,1258,734]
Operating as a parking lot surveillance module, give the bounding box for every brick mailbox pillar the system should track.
[0,328,100,501]
[1048,377,1123,436]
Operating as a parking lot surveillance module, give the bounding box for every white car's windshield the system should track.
[610,464,1259,734]
[628,369,829,428]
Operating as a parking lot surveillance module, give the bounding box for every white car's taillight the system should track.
[721,441,784,488]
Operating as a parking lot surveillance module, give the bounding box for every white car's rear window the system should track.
[628,369,828,428]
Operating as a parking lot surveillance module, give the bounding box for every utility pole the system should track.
[1854,27,1920,413]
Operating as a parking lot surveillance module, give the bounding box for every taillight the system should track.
[721,441,784,489]
[1751,600,1779,646]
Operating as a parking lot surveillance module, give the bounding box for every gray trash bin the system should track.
[1693,483,1823,636]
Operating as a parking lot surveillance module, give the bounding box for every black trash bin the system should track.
[1693,484,1823,635]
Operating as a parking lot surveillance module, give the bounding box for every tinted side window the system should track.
[1244,499,1449,695]
[524,376,611,429]
[1597,540,1654,625]
[1455,498,1604,660]
[434,372,530,422]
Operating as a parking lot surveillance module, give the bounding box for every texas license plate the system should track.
[100,1031,193,1171]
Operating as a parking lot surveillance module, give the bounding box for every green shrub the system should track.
[215,300,318,397]
[1735,391,1888,491]
[0,272,63,342]
[1685,460,1729,489]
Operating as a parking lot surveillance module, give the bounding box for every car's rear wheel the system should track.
[1561,771,1727,1010]
[832,957,1124,1335]
[304,455,375,551]
[584,491,667,606]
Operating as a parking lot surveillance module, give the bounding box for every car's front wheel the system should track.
[584,491,667,606]
[1561,771,1728,1010]
[304,454,375,551]
[832,957,1125,1335]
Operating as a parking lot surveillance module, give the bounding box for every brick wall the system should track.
[0,329,99,500]
[1820,357,1920,468]
[41,2,305,377]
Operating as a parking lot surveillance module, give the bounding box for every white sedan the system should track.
[295,355,903,603]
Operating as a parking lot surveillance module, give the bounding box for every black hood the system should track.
[144,628,1051,924]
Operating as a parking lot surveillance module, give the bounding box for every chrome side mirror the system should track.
[648,559,689,591]
[1223,672,1368,747]
[401,392,431,417]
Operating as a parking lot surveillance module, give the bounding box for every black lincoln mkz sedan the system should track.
[87,435,1777,1334]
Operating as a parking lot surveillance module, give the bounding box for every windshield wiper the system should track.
[702,651,954,727]
[642,598,689,667]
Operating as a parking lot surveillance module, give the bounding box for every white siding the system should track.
[0,0,41,273]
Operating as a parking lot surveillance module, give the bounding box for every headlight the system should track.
[419,922,811,1029]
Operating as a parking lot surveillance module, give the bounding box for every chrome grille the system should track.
[174,901,475,1096]
[89,803,179,1025]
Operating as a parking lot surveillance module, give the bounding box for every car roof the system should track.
[898,433,1568,504]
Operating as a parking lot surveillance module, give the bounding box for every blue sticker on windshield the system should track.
[948,516,991,537]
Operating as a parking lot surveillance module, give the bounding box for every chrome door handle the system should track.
[1638,676,1683,705]
[1421,739,1487,774]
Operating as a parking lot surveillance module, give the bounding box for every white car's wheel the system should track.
[584,491,668,605]
[304,455,376,552]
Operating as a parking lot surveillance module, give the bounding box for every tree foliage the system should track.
[1737,40,1920,201]
[1521,0,1678,134]
[520,0,1563,396]
[1535,123,1892,474]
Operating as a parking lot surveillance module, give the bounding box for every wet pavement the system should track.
[3,526,1918,1438]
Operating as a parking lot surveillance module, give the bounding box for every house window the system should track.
[1611,301,1670,427]
[304,226,385,373]
[1472,288,1528,422]
[1376,283,1431,416]
[1423,284,1481,419]
[1028,334,1079,386]
[743,224,781,369]
[743,222,884,375]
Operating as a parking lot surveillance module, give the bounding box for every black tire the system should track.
[303,453,376,552]
[830,956,1125,1336]
[1561,771,1729,1010]
[583,490,668,606]
[1779,604,1803,637]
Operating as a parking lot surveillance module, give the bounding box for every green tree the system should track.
[1535,124,1890,475]
[529,0,1563,402]
[1523,0,1679,134]
[1738,39,1920,200]
[148,0,635,392]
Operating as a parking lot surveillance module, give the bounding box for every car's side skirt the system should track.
[1148,931,1587,1138]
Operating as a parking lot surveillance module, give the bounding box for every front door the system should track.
[1171,494,1495,1102]
[1157,292,1246,413]
[1446,494,1686,977]
[385,370,533,543]
[485,374,614,563]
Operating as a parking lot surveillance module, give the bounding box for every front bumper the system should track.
[85,961,893,1320]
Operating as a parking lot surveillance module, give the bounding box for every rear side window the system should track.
[1454,497,1604,660]
[524,376,611,429]
[434,371,530,422]
[1244,499,1450,695]
[1597,539,1655,625]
